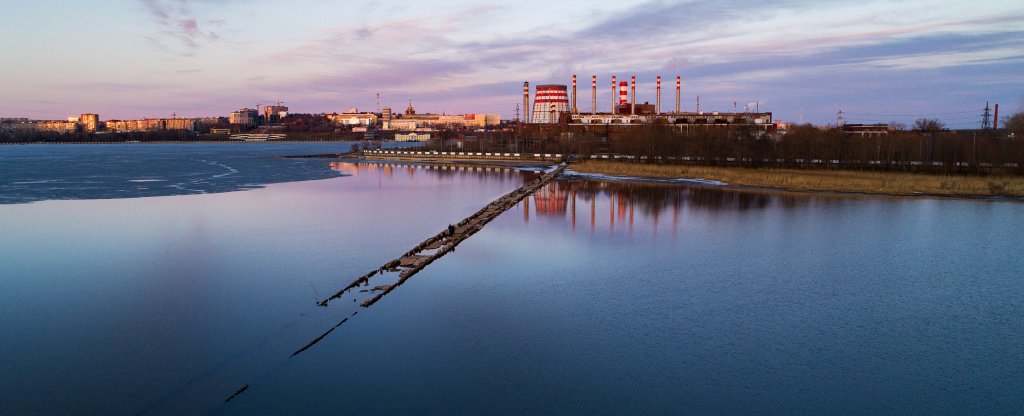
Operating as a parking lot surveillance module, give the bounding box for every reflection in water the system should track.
[521,178,862,235]
[329,161,538,184]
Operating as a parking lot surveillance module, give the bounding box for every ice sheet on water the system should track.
[0,143,386,204]
[562,168,728,186]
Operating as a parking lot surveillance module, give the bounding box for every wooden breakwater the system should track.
[220,164,568,404]
[363,149,566,163]
[318,164,567,309]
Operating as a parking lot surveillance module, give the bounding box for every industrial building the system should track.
[842,124,891,137]
[523,74,773,129]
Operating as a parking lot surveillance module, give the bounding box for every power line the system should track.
[842,110,977,117]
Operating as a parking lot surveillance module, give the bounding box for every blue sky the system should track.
[1,0,1022,126]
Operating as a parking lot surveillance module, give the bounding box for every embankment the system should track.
[572,160,1024,198]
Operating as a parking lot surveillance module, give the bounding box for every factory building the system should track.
[524,74,773,129]
[842,124,891,137]
[570,111,773,126]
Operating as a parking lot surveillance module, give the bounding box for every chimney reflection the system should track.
[525,178,832,239]
[533,184,568,217]
[523,195,530,222]
[324,162,835,241]
[571,189,576,231]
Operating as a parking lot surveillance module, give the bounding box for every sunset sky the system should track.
[2,0,1022,126]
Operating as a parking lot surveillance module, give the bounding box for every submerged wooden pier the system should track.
[318,164,567,309]
[225,164,568,403]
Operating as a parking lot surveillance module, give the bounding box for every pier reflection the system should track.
[328,161,538,186]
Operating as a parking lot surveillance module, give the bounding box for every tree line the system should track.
[440,113,1023,175]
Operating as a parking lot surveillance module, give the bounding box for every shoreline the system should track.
[571,160,1024,199]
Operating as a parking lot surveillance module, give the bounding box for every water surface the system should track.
[0,142,414,203]
[1,145,1021,415]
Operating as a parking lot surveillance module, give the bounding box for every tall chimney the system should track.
[523,82,530,123]
[591,75,597,114]
[994,103,999,129]
[656,76,662,114]
[675,76,681,113]
[630,75,636,115]
[571,74,578,114]
[611,76,617,114]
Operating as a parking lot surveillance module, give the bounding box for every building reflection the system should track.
[517,178,861,235]
[328,161,862,238]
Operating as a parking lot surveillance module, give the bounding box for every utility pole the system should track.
[514,103,520,153]
[982,102,992,130]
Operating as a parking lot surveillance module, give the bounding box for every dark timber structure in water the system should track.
[318,164,567,309]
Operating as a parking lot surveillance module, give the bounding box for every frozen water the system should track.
[0,142,410,204]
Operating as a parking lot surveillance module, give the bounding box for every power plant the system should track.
[522,73,773,128]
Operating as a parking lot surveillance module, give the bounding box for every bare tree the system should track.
[1003,111,1024,137]
[913,118,945,132]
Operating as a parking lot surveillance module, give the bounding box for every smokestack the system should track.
[591,75,597,114]
[571,74,578,114]
[675,76,681,113]
[656,76,662,114]
[619,81,628,112]
[994,103,999,129]
[630,75,636,115]
[611,75,616,114]
[523,82,529,123]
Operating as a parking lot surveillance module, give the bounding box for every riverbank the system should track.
[572,161,1024,198]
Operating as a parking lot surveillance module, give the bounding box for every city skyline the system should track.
[2,0,1022,126]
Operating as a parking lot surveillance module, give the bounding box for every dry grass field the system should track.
[572,161,1024,197]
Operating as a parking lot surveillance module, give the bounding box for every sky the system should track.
[1,0,1022,126]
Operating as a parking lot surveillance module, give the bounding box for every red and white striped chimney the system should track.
[630,75,636,115]
[656,76,662,114]
[619,81,628,107]
[571,74,577,114]
[523,81,530,123]
[591,75,597,114]
[611,75,617,114]
[675,76,681,113]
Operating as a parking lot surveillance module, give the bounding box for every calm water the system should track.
[1,144,1021,415]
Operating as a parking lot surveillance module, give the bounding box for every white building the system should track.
[395,133,430,142]
[329,113,378,126]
